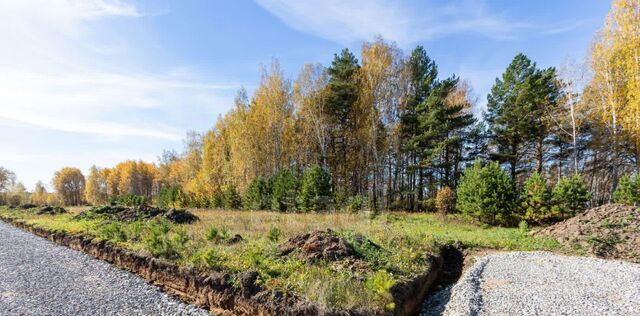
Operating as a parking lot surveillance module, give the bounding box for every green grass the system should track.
[0,206,561,312]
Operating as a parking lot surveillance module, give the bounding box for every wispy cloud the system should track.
[255,0,529,45]
[0,0,235,140]
[541,20,588,35]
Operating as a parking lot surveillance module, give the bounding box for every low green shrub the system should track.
[267,225,281,242]
[205,226,229,243]
[142,219,189,259]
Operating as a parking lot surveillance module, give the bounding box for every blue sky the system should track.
[0,0,611,190]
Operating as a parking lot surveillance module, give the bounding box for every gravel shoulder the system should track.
[0,220,209,316]
[423,251,640,316]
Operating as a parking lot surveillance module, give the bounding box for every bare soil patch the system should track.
[534,203,640,262]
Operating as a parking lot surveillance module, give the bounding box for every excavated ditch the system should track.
[0,216,463,316]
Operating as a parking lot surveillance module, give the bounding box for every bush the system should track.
[142,219,189,259]
[364,270,396,310]
[270,169,299,212]
[333,186,349,209]
[211,190,224,208]
[347,194,366,212]
[244,176,272,210]
[613,174,637,205]
[456,160,517,226]
[267,225,281,242]
[552,174,591,218]
[205,226,229,243]
[100,222,126,242]
[223,184,243,209]
[156,186,183,208]
[435,186,456,214]
[297,165,332,212]
[521,172,555,224]
[111,193,148,207]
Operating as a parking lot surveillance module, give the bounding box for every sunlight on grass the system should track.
[0,206,560,311]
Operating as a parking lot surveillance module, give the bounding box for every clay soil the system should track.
[534,204,640,263]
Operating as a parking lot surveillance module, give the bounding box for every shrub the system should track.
[267,225,281,242]
[456,160,517,226]
[111,193,148,207]
[244,176,272,210]
[211,190,224,208]
[270,169,299,212]
[223,184,243,209]
[347,194,366,212]
[521,172,555,224]
[552,174,591,218]
[205,226,229,243]
[202,248,221,269]
[364,270,396,310]
[156,186,183,208]
[142,219,189,259]
[613,174,637,205]
[297,165,332,212]
[435,186,456,214]
[100,222,126,242]
[333,186,349,209]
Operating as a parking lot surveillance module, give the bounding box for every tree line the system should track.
[0,0,637,224]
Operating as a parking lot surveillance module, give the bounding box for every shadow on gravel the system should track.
[420,243,465,316]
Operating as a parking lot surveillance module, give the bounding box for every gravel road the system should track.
[423,251,640,316]
[0,221,209,316]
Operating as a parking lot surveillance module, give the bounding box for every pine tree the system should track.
[297,165,332,211]
[400,46,438,210]
[613,174,637,205]
[223,184,242,209]
[457,160,517,226]
[270,169,299,212]
[325,48,360,193]
[244,176,272,210]
[521,172,554,224]
[552,174,591,217]
[486,54,558,184]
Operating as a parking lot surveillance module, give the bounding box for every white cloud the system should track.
[0,0,236,140]
[255,0,528,45]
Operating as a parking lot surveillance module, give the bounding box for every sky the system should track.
[0,0,612,190]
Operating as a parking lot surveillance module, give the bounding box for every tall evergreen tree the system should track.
[325,48,360,194]
[400,46,438,210]
[486,53,558,185]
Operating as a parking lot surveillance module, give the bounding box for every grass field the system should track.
[0,206,561,312]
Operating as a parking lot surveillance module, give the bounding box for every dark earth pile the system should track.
[280,229,356,261]
[534,203,640,262]
[37,206,67,215]
[74,205,199,224]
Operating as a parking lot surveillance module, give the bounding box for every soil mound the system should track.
[37,206,67,215]
[534,203,640,262]
[74,205,199,224]
[280,229,355,261]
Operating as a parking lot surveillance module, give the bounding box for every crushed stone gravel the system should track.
[0,221,209,316]
[422,251,640,316]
